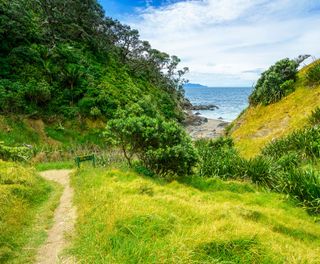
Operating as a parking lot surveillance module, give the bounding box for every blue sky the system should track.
[100,0,181,19]
[99,0,320,87]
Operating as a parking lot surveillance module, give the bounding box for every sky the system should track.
[99,0,320,87]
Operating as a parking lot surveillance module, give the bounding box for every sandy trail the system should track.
[35,170,76,264]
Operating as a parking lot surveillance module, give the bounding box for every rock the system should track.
[217,122,229,128]
[182,98,193,109]
[195,112,201,115]
[190,104,219,111]
[218,117,223,120]
[183,111,208,126]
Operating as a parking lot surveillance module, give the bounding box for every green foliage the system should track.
[196,138,277,187]
[0,141,32,162]
[196,126,320,213]
[0,0,187,121]
[258,124,320,213]
[309,107,320,126]
[249,58,302,105]
[279,169,320,214]
[244,156,277,189]
[305,61,320,86]
[196,137,243,179]
[105,114,197,177]
[262,126,320,160]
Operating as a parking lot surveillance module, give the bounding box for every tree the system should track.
[249,56,308,105]
[105,114,198,177]
[61,63,84,104]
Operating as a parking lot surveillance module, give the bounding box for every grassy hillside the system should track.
[69,166,320,263]
[0,161,62,263]
[0,115,105,147]
[231,62,320,158]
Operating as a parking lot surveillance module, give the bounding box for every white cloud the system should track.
[125,0,320,86]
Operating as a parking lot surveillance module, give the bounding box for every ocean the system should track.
[184,87,252,122]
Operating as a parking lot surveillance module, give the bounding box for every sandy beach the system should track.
[186,118,229,140]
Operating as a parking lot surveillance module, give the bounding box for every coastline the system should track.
[182,99,230,140]
[186,117,229,140]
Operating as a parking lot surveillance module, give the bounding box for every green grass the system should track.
[0,115,105,148]
[35,161,75,171]
[0,116,40,145]
[44,125,104,146]
[231,63,320,158]
[0,160,62,263]
[69,167,320,263]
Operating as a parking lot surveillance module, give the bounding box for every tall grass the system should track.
[0,161,60,263]
[279,169,320,213]
[262,126,320,160]
[309,106,320,126]
[195,132,320,214]
[195,137,243,179]
[68,167,320,263]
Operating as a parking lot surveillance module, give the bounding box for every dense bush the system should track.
[0,0,187,121]
[249,58,304,105]
[105,114,197,177]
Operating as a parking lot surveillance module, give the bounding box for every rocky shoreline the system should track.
[182,98,230,139]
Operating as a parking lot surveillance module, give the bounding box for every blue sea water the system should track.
[184,87,252,122]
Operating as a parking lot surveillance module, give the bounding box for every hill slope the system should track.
[231,62,320,158]
[0,0,186,125]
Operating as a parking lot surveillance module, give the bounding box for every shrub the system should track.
[196,134,320,214]
[275,152,300,170]
[244,156,279,189]
[24,79,51,106]
[89,106,102,118]
[260,125,320,213]
[309,107,320,126]
[0,79,26,113]
[195,137,244,179]
[262,126,320,160]
[196,138,279,187]
[279,169,320,214]
[105,115,197,177]
[249,57,304,105]
[279,79,295,96]
[0,141,32,162]
[305,61,320,86]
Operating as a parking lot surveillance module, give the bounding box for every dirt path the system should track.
[35,170,76,264]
